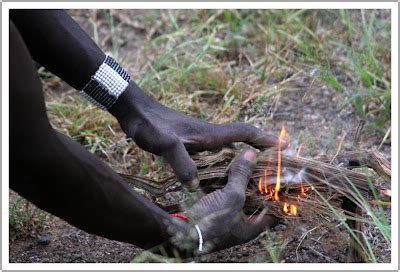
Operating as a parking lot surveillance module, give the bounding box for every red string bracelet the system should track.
[170,213,189,221]
[169,213,203,251]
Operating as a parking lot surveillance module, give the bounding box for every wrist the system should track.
[79,55,131,110]
[108,80,153,125]
[108,81,139,120]
[168,213,204,255]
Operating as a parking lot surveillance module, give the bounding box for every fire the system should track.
[258,177,263,193]
[290,204,297,216]
[282,202,298,216]
[274,126,288,201]
[283,202,289,213]
[264,168,268,194]
[258,125,306,218]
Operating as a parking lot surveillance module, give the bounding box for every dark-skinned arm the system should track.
[10,15,279,254]
[10,19,190,252]
[11,9,279,190]
[10,9,104,89]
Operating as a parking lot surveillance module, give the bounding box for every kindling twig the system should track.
[119,147,391,261]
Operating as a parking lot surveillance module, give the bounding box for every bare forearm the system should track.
[10,18,192,251]
[10,129,189,250]
[10,9,104,89]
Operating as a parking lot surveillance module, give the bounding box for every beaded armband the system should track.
[80,55,130,110]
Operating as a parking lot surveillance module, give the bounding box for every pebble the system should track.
[37,232,52,246]
[73,253,82,260]
[273,224,288,231]
[304,108,313,114]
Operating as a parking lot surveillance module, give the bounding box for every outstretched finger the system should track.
[162,139,199,191]
[213,123,280,150]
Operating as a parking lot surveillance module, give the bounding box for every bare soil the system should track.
[9,215,140,263]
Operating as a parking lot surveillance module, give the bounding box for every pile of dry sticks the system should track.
[120,147,391,262]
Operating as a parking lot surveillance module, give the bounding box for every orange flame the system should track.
[283,202,289,213]
[301,185,305,196]
[257,126,304,218]
[274,126,288,201]
[283,202,298,216]
[290,204,297,216]
[264,168,268,194]
[258,177,263,194]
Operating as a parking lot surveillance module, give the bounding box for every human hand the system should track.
[110,83,279,190]
[182,149,278,254]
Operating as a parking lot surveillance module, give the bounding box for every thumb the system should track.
[162,138,199,191]
[225,149,257,196]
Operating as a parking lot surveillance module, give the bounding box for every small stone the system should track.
[73,253,82,260]
[37,232,52,246]
[273,224,287,231]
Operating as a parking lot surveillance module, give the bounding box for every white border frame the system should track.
[2,2,398,270]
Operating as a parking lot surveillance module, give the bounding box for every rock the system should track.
[273,224,287,231]
[37,232,52,246]
[72,253,82,260]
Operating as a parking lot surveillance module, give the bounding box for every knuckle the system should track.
[177,165,196,182]
[163,135,181,150]
[170,155,196,183]
[231,161,252,178]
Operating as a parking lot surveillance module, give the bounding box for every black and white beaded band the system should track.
[80,55,130,110]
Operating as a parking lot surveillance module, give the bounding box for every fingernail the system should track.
[264,134,280,147]
[186,177,200,192]
[243,150,257,161]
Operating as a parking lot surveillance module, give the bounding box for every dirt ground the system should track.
[9,9,391,263]
[9,212,139,263]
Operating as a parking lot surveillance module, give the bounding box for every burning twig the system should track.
[119,135,390,262]
[120,148,390,218]
[118,124,390,263]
